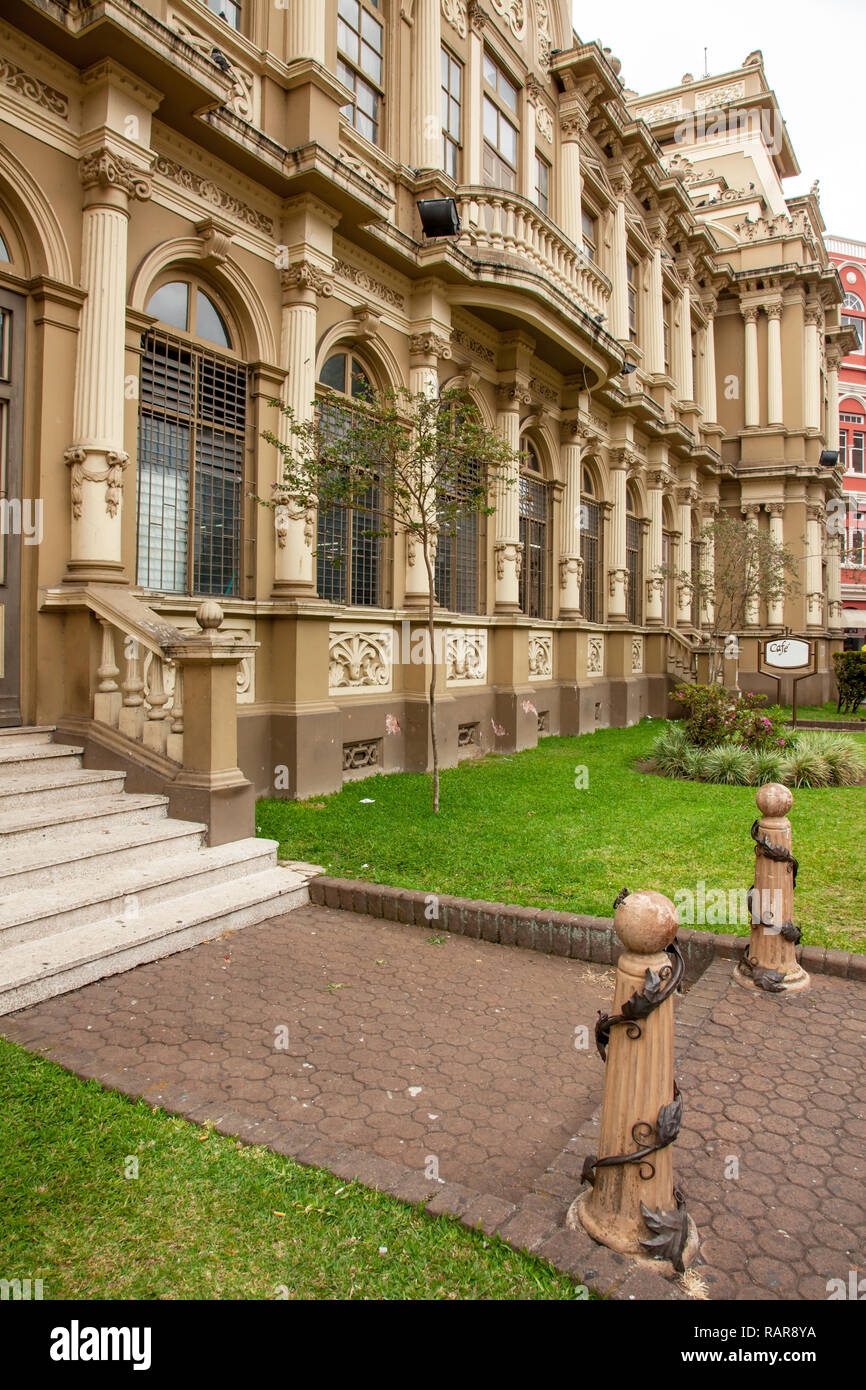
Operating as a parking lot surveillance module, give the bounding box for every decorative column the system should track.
[828,530,843,631]
[287,0,326,63]
[404,332,451,608]
[805,502,825,628]
[646,228,666,376]
[742,305,760,428]
[742,503,762,626]
[65,149,151,583]
[676,274,694,403]
[569,889,699,1275]
[826,347,841,452]
[610,172,630,342]
[494,385,523,612]
[700,503,717,629]
[701,297,718,422]
[466,3,485,186]
[675,487,694,626]
[412,0,442,170]
[607,452,629,621]
[559,422,583,617]
[558,103,587,247]
[273,261,333,596]
[766,302,784,427]
[765,503,786,626]
[645,470,666,624]
[734,784,809,995]
[803,305,822,432]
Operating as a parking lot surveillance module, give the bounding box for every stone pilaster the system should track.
[610,171,630,343]
[607,452,630,621]
[558,103,587,247]
[494,384,525,613]
[805,502,825,628]
[404,331,452,609]
[804,305,822,433]
[742,503,762,626]
[646,226,665,376]
[766,302,784,427]
[412,0,442,170]
[676,486,697,626]
[287,0,326,63]
[645,469,667,624]
[765,503,786,626]
[742,305,760,428]
[559,421,584,617]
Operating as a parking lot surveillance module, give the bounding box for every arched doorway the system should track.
[0,221,25,725]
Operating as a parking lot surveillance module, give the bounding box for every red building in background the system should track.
[828,235,866,639]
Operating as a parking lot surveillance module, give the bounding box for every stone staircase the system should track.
[0,727,312,1015]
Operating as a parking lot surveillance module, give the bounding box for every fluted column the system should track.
[804,306,822,432]
[646,230,665,375]
[466,5,484,186]
[494,386,523,612]
[676,487,694,625]
[828,529,843,630]
[287,0,326,63]
[608,454,629,621]
[559,105,586,247]
[676,275,694,403]
[412,0,442,169]
[765,503,786,626]
[805,502,825,628]
[610,173,630,342]
[766,302,784,426]
[703,308,718,422]
[404,332,451,608]
[559,424,583,616]
[274,261,332,596]
[826,348,841,451]
[742,503,761,626]
[646,471,666,624]
[65,149,151,583]
[701,504,717,628]
[742,306,760,428]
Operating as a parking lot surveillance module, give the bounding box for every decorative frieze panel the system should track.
[587,635,605,677]
[338,145,394,199]
[446,628,488,685]
[333,258,404,311]
[441,0,468,38]
[329,626,394,693]
[631,636,644,675]
[695,81,745,110]
[154,155,273,235]
[528,631,552,680]
[0,56,68,118]
[490,0,527,40]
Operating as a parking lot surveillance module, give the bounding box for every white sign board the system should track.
[763,638,812,670]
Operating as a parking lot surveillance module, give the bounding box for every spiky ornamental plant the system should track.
[262,384,517,813]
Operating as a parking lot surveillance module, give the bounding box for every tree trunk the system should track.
[423,545,439,813]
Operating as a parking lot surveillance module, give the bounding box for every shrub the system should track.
[651,723,690,777]
[793,730,866,787]
[780,745,832,788]
[833,650,866,714]
[673,684,789,751]
[749,749,785,785]
[683,746,710,781]
[702,744,753,785]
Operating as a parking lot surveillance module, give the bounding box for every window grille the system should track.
[690,536,703,628]
[519,467,550,619]
[627,514,643,625]
[315,393,386,607]
[581,496,601,622]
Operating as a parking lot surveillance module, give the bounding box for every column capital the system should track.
[740,304,760,325]
[804,304,824,327]
[765,502,786,517]
[79,147,152,204]
[675,485,700,508]
[609,446,638,472]
[765,301,784,320]
[409,331,453,362]
[467,0,487,32]
[648,468,674,491]
[806,502,825,523]
[496,380,532,408]
[741,503,762,520]
[280,259,334,304]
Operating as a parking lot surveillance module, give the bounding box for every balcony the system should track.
[453,187,612,323]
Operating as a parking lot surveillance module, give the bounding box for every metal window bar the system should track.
[627,515,643,625]
[434,457,483,613]
[581,496,600,623]
[315,397,385,606]
[519,473,549,619]
[690,537,703,627]
[137,330,247,597]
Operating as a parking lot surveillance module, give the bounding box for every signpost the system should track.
[758,637,816,727]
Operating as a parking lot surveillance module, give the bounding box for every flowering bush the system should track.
[672,684,789,751]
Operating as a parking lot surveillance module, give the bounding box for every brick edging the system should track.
[308,877,866,984]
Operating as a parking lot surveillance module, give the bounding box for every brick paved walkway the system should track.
[2,904,864,1300]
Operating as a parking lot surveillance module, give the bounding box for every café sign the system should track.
[761,638,813,672]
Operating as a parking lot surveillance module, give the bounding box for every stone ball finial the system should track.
[614,890,679,955]
[756,782,792,818]
[196,599,224,632]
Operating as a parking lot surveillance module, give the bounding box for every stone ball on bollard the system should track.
[615,889,679,955]
[755,782,792,819]
[195,599,224,633]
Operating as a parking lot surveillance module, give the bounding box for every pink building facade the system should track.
[828,235,866,638]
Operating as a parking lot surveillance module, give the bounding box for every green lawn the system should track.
[0,1038,585,1301]
[258,721,866,954]
[780,701,865,723]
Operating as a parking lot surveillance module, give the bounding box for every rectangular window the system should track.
[315,398,386,606]
[581,497,601,624]
[519,475,549,619]
[843,314,865,353]
[690,537,703,628]
[840,432,847,468]
[534,154,550,216]
[204,0,240,30]
[338,0,383,146]
[663,299,671,373]
[627,259,638,342]
[852,431,865,474]
[581,209,597,261]
[482,52,519,191]
[627,515,643,625]
[441,48,462,179]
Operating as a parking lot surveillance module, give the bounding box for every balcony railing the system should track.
[454,187,612,321]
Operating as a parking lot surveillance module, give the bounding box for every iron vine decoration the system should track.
[740,818,803,992]
[580,889,692,1271]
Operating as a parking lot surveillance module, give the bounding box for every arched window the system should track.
[316,350,385,606]
[0,232,9,263]
[843,291,864,313]
[851,530,865,568]
[518,443,550,619]
[626,486,643,626]
[580,466,602,623]
[137,279,246,596]
[842,290,865,354]
[434,398,484,614]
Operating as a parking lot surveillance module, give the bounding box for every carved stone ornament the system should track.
[467,0,487,32]
[495,541,523,580]
[168,14,255,122]
[154,155,273,235]
[490,0,526,41]
[587,635,604,675]
[409,332,453,360]
[80,150,152,201]
[281,260,334,298]
[274,498,314,549]
[560,555,583,590]
[333,259,404,311]
[441,0,468,39]
[528,631,552,679]
[609,566,629,598]
[631,636,644,674]
[329,627,393,693]
[446,628,487,684]
[65,447,129,519]
[0,56,68,118]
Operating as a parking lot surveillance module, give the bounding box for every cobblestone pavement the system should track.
[2,906,864,1300]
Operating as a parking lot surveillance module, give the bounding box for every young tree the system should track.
[262,383,517,812]
[660,513,799,685]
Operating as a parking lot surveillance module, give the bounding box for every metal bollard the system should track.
[734,783,809,994]
[568,889,699,1275]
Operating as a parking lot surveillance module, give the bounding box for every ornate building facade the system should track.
[827,233,866,634]
[0,0,850,825]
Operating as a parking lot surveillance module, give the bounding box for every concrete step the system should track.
[0,742,83,773]
[0,865,310,1014]
[0,767,128,813]
[0,726,57,745]
[0,837,279,946]
[0,793,168,852]
[0,817,207,895]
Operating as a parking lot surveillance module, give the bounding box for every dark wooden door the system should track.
[0,287,25,726]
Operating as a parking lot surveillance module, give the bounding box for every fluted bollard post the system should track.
[734,783,809,994]
[568,889,699,1275]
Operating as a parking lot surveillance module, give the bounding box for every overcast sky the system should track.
[572,0,864,238]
